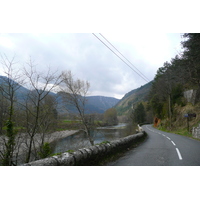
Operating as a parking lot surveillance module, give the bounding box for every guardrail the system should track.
[23,131,146,166]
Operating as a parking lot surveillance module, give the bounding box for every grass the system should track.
[62,120,80,123]
[95,141,111,145]
[56,119,83,131]
[56,119,105,132]
[157,126,200,141]
[51,149,75,157]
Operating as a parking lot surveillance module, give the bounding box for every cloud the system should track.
[0,33,183,99]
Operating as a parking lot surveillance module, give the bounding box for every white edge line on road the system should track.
[171,141,176,146]
[176,148,183,160]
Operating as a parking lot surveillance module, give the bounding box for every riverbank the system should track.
[47,130,79,143]
[51,123,130,155]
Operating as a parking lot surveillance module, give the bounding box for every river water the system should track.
[52,123,131,154]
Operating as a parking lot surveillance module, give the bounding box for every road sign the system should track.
[184,113,196,118]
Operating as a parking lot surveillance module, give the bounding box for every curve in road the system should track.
[107,125,200,166]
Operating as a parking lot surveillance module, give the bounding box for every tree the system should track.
[181,34,200,85]
[22,60,62,163]
[146,33,200,130]
[103,108,118,126]
[0,55,63,165]
[149,60,178,129]
[0,55,24,165]
[132,103,146,124]
[59,70,94,145]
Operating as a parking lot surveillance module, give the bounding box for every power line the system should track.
[92,33,149,83]
[99,33,150,82]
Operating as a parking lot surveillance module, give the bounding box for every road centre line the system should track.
[171,141,176,146]
[176,148,183,160]
[166,136,171,140]
[147,126,183,161]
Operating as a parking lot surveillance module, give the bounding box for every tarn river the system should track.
[52,123,130,154]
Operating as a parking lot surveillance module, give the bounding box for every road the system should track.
[107,124,200,166]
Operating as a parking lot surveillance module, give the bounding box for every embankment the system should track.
[23,131,147,166]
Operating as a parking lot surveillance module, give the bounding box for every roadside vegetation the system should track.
[148,34,200,132]
[157,125,200,141]
[115,34,200,139]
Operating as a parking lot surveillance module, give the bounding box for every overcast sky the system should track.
[0,33,183,99]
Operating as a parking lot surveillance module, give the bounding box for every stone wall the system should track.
[192,124,200,139]
[23,131,146,166]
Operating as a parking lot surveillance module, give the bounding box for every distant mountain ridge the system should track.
[0,76,119,114]
[86,96,120,113]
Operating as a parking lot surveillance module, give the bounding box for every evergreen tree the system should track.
[133,103,146,124]
[182,33,200,86]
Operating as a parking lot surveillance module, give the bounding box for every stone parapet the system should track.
[23,131,146,166]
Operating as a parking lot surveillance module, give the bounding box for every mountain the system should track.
[115,81,152,116]
[86,96,120,113]
[0,75,30,100]
[0,76,119,114]
[56,93,119,114]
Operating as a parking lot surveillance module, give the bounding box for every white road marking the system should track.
[176,148,183,160]
[171,141,176,146]
[147,126,183,161]
[166,136,171,140]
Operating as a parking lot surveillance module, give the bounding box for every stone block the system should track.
[71,150,84,164]
[59,153,75,166]
[83,148,93,158]
[79,149,89,160]
[89,145,99,156]
[100,144,107,154]
[96,145,104,155]
[104,143,112,153]
[26,157,59,166]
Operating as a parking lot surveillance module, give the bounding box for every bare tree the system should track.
[21,59,62,163]
[59,70,94,145]
[0,55,24,165]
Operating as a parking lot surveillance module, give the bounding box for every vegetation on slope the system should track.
[148,33,200,131]
[116,34,200,135]
[115,81,152,116]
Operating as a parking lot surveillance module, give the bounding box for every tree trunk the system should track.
[168,94,172,130]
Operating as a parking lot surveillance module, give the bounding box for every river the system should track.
[52,123,131,154]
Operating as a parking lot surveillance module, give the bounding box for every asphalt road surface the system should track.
[107,124,200,166]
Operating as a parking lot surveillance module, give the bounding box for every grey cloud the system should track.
[0,33,183,99]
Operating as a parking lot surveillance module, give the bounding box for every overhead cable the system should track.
[92,33,149,83]
[99,33,150,82]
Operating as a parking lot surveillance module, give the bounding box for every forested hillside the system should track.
[116,33,200,132]
[115,82,152,116]
[148,33,200,130]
